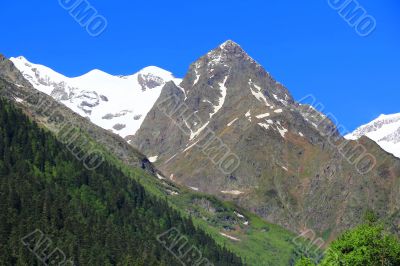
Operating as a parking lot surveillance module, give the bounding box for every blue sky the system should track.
[1,0,399,131]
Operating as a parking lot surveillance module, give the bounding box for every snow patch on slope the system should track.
[227,118,238,127]
[249,79,272,107]
[221,190,244,195]
[258,123,270,130]
[210,74,229,118]
[193,62,201,86]
[148,156,158,163]
[190,121,210,140]
[256,113,270,119]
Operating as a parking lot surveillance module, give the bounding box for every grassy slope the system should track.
[92,137,310,265]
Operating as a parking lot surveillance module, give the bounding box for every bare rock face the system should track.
[137,72,165,91]
[113,123,126,131]
[132,41,400,239]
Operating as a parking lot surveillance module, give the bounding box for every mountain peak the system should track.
[214,40,246,57]
[207,40,263,70]
[9,56,29,64]
[16,56,27,61]
[83,69,110,77]
[199,40,260,71]
[219,40,241,49]
[138,66,175,79]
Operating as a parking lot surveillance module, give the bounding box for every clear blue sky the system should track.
[1,0,399,132]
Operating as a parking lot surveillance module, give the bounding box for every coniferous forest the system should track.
[0,97,243,265]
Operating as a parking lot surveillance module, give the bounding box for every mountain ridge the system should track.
[10,55,181,138]
[346,113,400,158]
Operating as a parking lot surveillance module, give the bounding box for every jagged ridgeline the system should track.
[0,97,243,265]
[132,41,400,241]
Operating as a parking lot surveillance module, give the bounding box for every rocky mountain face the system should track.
[0,53,313,265]
[346,113,400,158]
[132,41,400,240]
[10,56,181,138]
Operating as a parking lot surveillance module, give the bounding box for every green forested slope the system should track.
[0,97,243,265]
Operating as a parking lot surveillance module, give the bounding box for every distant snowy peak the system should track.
[345,113,400,158]
[10,56,181,138]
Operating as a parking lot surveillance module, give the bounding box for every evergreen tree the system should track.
[0,98,243,265]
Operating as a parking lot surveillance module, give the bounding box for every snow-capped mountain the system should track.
[10,56,181,138]
[130,40,400,240]
[346,113,400,158]
[4,42,400,245]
